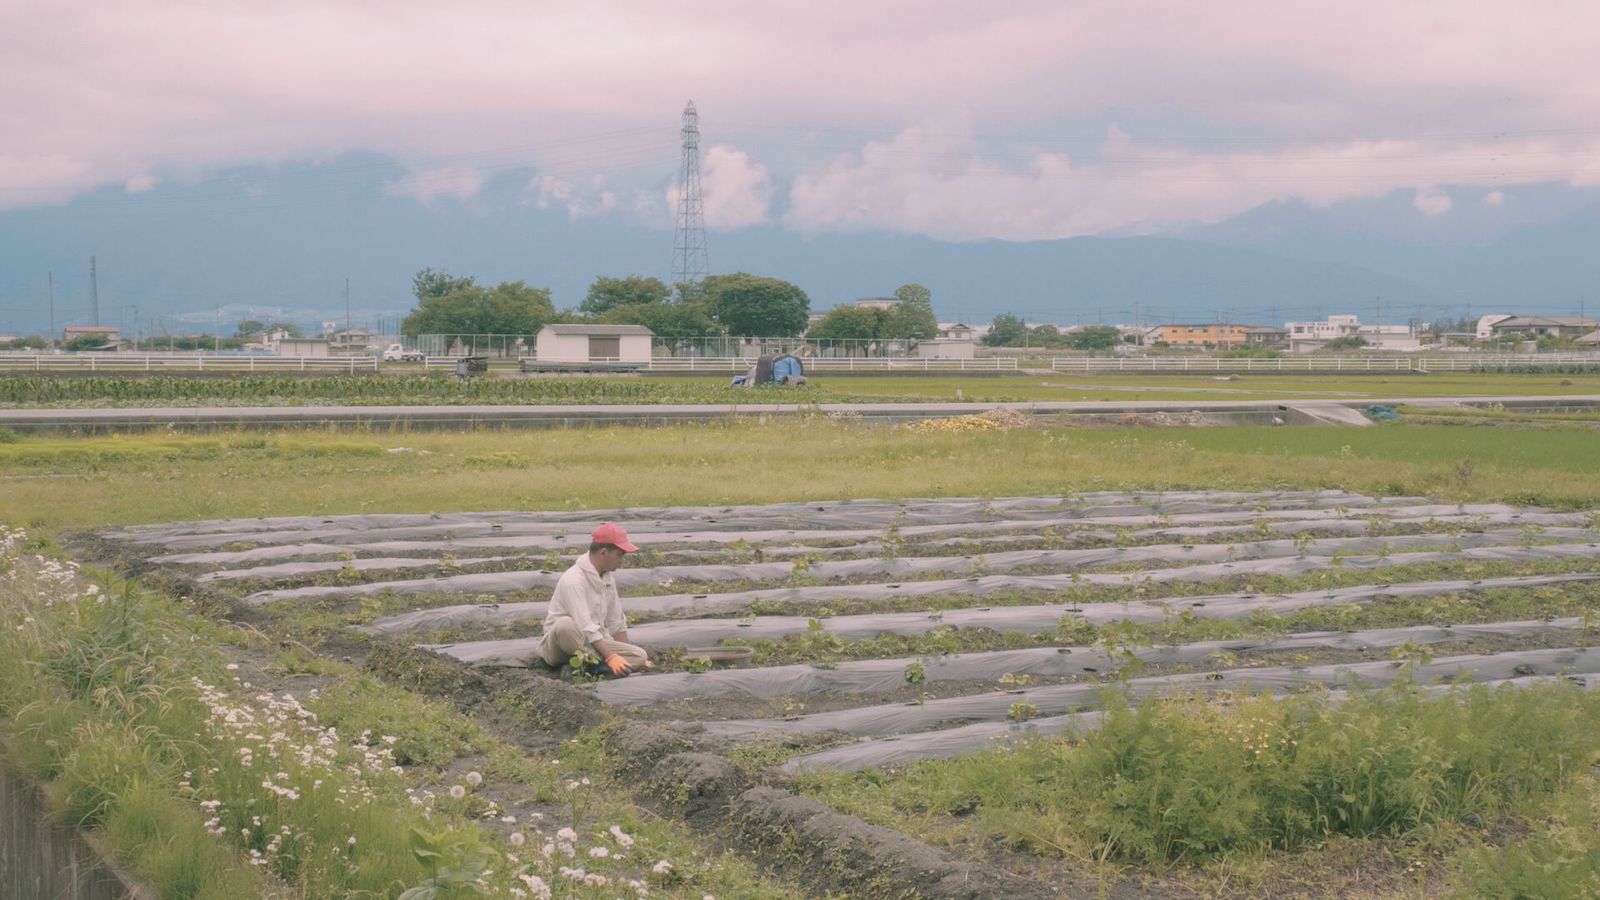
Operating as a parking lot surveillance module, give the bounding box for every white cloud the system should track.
[382,167,485,205]
[1483,190,1505,205]
[660,145,772,229]
[786,126,1532,240]
[124,174,158,193]
[1412,186,1453,216]
[4,1,1600,237]
[700,146,771,228]
[530,174,620,218]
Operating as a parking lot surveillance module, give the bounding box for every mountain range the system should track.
[2,159,1597,335]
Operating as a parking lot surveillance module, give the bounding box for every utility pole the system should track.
[344,277,352,333]
[90,256,100,326]
[47,271,56,348]
[1374,295,1382,327]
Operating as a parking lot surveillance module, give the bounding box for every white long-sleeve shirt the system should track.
[539,554,626,649]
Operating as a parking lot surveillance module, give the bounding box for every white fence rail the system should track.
[1049,354,1600,374]
[0,354,379,373]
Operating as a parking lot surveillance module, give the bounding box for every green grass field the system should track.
[2,421,1599,533]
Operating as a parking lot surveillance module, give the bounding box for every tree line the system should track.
[396,269,938,341]
[981,314,1124,349]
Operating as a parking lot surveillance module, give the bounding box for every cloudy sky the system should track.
[3,1,1599,328]
[8,1,1599,233]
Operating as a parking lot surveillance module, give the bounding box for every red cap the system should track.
[591,522,638,553]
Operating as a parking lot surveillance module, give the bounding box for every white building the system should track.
[853,297,899,311]
[277,338,331,358]
[1285,315,1420,353]
[1476,314,1514,340]
[534,324,654,364]
[913,339,977,359]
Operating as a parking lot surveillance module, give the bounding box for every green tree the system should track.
[63,332,116,351]
[267,322,305,338]
[1066,325,1122,350]
[401,280,555,337]
[580,275,672,315]
[984,313,1029,346]
[412,268,477,300]
[1029,324,1066,348]
[701,273,810,336]
[234,319,266,338]
[808,306,886,341]
[882,283,938,340]
[599,302,715,339]
[1324,335,1368,351]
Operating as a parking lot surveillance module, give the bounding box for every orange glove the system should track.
[604,654,631,676]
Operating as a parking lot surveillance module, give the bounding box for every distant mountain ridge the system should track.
[2,163,1596,334]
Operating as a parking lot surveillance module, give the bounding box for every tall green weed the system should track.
[820,682,1600,866]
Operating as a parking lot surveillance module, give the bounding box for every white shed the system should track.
[276,338,331,358]
[914,339,977,359]
[535,324,654,364]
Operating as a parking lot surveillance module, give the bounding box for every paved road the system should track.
[1,394,1596,433]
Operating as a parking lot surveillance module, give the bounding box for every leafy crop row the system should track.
[0,375,891,408]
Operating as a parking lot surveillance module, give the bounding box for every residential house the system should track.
[1285,315,1419,352]
[1476,314,1514,340]
[329,329,376,355]
[1243,327,1288,349]
[62,325,121,350]
[1151,323,1251,348]
[1487,316,1600,340]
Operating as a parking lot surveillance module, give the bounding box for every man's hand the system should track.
[604,654,631,676]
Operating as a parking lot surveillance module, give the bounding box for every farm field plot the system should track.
[90,487,1600,897]
[5,371,1600,407]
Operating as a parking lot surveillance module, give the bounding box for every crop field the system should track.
[5,419,1600,898]
[3,370,1600,407]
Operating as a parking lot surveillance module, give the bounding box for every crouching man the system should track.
[536,522,653,677]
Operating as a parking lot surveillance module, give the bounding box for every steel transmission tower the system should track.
[672,101,709,286]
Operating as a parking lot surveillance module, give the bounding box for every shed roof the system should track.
[540,324,654,336]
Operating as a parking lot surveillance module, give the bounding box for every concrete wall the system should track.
[1,765,153,899]
[914,340,976,359]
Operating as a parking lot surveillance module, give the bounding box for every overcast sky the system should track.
[4,0,1599,243]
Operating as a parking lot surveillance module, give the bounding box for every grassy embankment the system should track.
[0,532,794,899]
